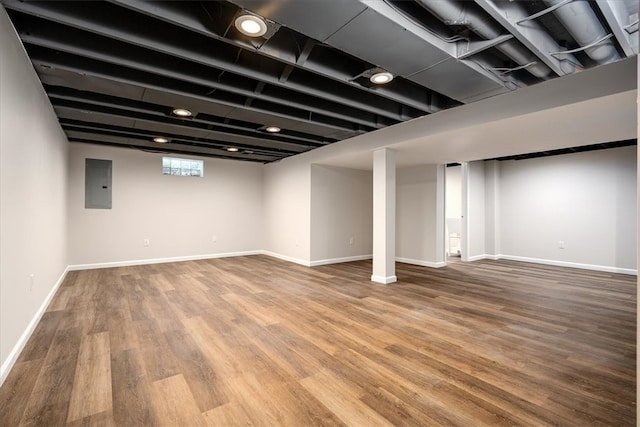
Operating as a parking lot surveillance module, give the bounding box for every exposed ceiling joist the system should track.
[0,0,635,163]
[109,0,447,113]
[595,0,638,57]
[18,24,394,131]
[473,0,582,76]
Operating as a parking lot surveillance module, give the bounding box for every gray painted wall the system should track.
[0,9,69,377]
[68,144,264,265]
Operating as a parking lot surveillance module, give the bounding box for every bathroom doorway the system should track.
[445,163,463,261]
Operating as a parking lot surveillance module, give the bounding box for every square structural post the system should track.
[371,148,397,284]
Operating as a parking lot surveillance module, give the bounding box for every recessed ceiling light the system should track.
[265,126,281,133]
[172,108,192,117]
[370,71,394,85]
[235,14,267,37]
[226,147,239,152]
[153,137,169,143]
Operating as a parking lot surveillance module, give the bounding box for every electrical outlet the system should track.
[29,274,35,291]
[349,237,354,245]
[143,238,150,247]
[558,240,565,249]
[295,237,299,247]
[212,234,218,243]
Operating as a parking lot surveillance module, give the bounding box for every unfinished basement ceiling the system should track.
[2,0,638,163]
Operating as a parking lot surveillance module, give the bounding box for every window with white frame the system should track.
[162,156,204,177]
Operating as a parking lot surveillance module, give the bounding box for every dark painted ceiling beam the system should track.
[107,0,449,113]
[67,137,275,163]
[60,119,294,158]
[26,45,370,136]
[3,2,426,122]
[18,27,391,131]
[46,85,329,147]
[51,100,315,153]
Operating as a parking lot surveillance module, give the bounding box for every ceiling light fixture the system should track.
[235,14,267,37]
[370,71,394,85]
[153,137,169,143]
[265,126,281,133]
[226,147,239,152]
[172,108,192,117]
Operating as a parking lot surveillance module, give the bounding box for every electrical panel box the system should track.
[85,158,112,209]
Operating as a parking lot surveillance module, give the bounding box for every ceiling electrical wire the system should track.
[485,61,539,75]
[548,33,615,56]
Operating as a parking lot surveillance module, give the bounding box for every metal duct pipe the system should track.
[542,0,620,64]
[416,0,552,79]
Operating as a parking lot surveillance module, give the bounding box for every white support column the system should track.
[371,148,397,284]
[435,164,446,264]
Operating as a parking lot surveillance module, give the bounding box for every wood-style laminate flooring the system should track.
[0,256,635,426]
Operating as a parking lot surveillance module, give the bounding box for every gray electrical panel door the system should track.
[85,158,112,209]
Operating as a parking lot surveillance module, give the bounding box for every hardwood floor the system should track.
[0,256,635,426]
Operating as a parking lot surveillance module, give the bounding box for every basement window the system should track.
[162,156,204,177]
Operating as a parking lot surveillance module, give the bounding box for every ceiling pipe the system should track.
[542,0,620,64]
[415,0,552,79]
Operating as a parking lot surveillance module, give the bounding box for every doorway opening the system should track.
[445,164,463,262]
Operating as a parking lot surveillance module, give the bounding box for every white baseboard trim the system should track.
[261,251,311,267]
[490,254,637,275]
[466,254,496,262]
[396,257,446,268]
[310,254,372,267]
[67,250,263,271]
[371,274,397,284]
[0,266,70,387]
